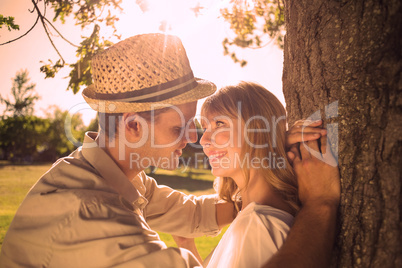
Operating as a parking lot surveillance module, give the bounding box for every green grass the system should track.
[0,162,224,260]
[158,228,227,260]
[0,162,50,251]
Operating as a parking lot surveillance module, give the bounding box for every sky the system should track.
[0,0,284,125]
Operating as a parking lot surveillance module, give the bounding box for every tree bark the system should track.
[283,0,402,267]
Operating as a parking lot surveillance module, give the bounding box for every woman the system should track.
[198,81,322,267]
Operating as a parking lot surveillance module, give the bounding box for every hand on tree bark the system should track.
[288,135,340,208]
[285,119,326,150]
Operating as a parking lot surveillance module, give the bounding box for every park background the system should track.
[2,1,401,265]
[0,0,284,258]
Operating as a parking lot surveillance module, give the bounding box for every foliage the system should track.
[0,104,87,163]
[221,0,285,66]
[0,69,88,162]
[39,23,114,93]
[40,106,86,161]
[0,115,48,162]
[46,0,122,29]
[0,70,40,117]
[41,0,122,92]
[39,59,64,79]
[1,0,284,92]
[86,115,99,132]
[0,15,19,31]
[67,25,114,93]
[1,0,122,93]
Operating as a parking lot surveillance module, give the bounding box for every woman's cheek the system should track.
[213,132,232,148]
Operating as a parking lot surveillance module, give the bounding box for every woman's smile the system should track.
[207,151,228,162]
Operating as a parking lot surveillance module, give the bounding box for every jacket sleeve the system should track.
[141,173,220,237]
[0,185,203,268]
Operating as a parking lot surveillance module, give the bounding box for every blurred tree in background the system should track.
[0,71,88,162]
[0,70,44,162]
[0,69,40,117]
[0,115,47,162]
[0,105,88,163]
[86,115,99,133]
[39,106,86,161]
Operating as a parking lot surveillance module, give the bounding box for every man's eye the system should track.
[174,127,184,133]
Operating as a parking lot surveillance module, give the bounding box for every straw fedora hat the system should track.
[82,33,216,113]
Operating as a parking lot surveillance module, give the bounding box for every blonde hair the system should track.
[202,81,300,214]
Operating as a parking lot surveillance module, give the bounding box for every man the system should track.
[0,34,340,267]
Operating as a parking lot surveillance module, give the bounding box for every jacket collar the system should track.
[81,132,148,210]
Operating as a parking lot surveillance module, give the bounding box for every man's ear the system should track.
[123,113,143,137]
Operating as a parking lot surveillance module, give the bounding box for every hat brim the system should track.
[82,78,216,113]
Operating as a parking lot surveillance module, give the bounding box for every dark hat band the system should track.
[95,72,197,103]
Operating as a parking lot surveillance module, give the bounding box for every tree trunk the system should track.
[282,0,402,267]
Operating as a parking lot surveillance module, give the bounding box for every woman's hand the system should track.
[286,119,327,149]
[172,235,203,264]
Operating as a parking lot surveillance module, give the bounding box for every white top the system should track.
[205,202,294,268]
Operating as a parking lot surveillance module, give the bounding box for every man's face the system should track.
[131,102,198,170]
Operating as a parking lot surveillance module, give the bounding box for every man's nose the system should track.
[184,123,198,144]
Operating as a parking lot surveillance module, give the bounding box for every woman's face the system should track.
[200,112,245,186]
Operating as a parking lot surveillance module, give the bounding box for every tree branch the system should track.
[42,17,78,47]
[1,0,77,52]
[31,0,65,64]
[0,14,40,46]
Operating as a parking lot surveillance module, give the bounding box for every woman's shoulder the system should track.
[240,202,294,249]
[208,202,292,268]
[242,202,294,230]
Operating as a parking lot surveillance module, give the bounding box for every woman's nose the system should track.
[200,129,211,147]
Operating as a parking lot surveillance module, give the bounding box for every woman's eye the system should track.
[215,121,224,127]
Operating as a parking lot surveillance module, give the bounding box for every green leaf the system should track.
[220,0,285,66]
[67,24,113,94]
[0,15,20,31]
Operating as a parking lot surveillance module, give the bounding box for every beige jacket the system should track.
[0,132,219,267]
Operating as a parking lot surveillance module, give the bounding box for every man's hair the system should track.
[98,107,171,138]
[98,112,123,138]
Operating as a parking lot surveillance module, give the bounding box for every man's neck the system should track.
[95,132,143,180]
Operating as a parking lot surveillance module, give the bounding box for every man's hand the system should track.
[289,135,340,208]
[286,119,327,149]
[264,135,340,268]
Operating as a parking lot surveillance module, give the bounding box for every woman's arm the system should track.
[172,235,203,264]
[215,202,236,228]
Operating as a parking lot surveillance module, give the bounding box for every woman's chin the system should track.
[211,167,228,177]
